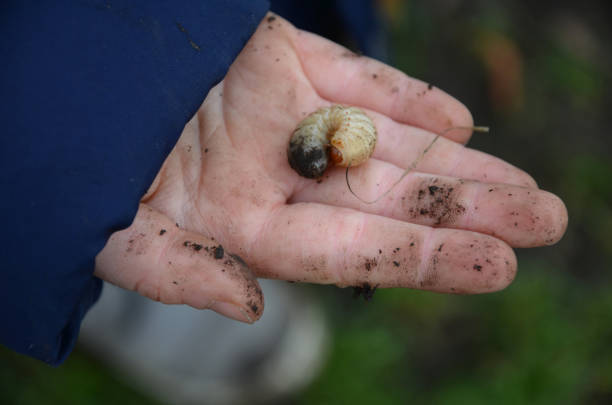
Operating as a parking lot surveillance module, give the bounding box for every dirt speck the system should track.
[393,261,400,267]
[175,22,200,51]
[125,232,149,255]
[473,264,482,271]
[406,179,465,226]
[214,245,224,260]
[353,283,377,301]
[159,229,166,236]
[183,241,203,252]
[364,257,378,271]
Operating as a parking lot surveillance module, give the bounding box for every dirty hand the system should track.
[95,14,568,323]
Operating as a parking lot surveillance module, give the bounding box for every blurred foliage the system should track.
[2,1,611,404]
[0,344,161,405]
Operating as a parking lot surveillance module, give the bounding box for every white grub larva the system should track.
[288,104,489,205]
[288,105,377,179]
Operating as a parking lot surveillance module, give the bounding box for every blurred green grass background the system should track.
[2,1,611,404]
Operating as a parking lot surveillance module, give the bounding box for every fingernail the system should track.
[211,302,253,323]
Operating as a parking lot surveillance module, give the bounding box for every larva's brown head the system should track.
[329,146,343,165]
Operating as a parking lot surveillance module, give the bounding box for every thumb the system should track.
[95,204,263,323]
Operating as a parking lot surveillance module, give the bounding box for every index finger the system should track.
[293,30,475,143]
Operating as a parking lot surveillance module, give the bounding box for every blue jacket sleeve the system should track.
[0,0,269,365]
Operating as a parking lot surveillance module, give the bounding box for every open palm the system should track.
[95,14,567,323]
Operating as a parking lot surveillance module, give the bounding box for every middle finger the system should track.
[290,159,567,248]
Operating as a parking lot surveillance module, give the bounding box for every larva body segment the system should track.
[288,105,377,179]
